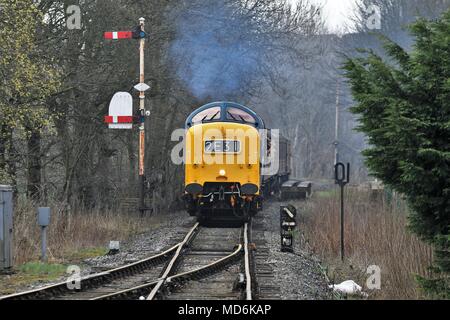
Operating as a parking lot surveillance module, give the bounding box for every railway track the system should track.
[0,238,185,300]
[149,222,253,300]
[0,222,255,300]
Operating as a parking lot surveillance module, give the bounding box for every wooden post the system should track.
[138,17,146,216]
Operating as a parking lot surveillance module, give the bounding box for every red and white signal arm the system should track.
[104,31,133,40]
[105,92,133,129]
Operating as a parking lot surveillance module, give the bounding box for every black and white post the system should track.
[334,162,350,261]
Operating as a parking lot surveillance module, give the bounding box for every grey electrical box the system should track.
[38,207,51,227]
[0,185,13,270]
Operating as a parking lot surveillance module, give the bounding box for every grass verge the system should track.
[0,199,161,295]
[295,188,433,299]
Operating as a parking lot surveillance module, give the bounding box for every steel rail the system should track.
[244,223,252,300]
[166,243,243,284]
[147,222,200,300]
[95,243,243,300]
[147,223,253,301]
[0,271,111,301]
[90,279,160,300]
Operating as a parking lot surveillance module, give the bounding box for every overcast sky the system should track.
[291,0,359,33]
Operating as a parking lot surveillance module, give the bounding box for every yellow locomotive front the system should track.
[184,102,264,223]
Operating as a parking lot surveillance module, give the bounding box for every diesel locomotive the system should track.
[183,102,291,223]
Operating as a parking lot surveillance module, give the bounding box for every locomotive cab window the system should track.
[191,107,221,125]
[226,107,256,124]
[186,102,265,129]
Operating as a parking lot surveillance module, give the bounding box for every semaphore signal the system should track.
[103,18,149,215]
[104,25,147,40]
[104,115,134,124]
[104,31,133,40]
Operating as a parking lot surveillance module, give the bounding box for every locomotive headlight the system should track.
[219,169,226,176]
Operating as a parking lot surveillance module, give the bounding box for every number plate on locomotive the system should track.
[204,140,241,153]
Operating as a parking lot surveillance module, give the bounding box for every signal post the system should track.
[138,18,146,215]
[104,18,150,215]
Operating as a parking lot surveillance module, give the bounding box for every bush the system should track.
[343,10,450,297]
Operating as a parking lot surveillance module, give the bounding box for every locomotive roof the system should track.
[185,102,265,129]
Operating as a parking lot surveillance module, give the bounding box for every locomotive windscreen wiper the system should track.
[227,111,249,124]
[238,115,250,123]
[227,111,238,121]
[202,111,220,122]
